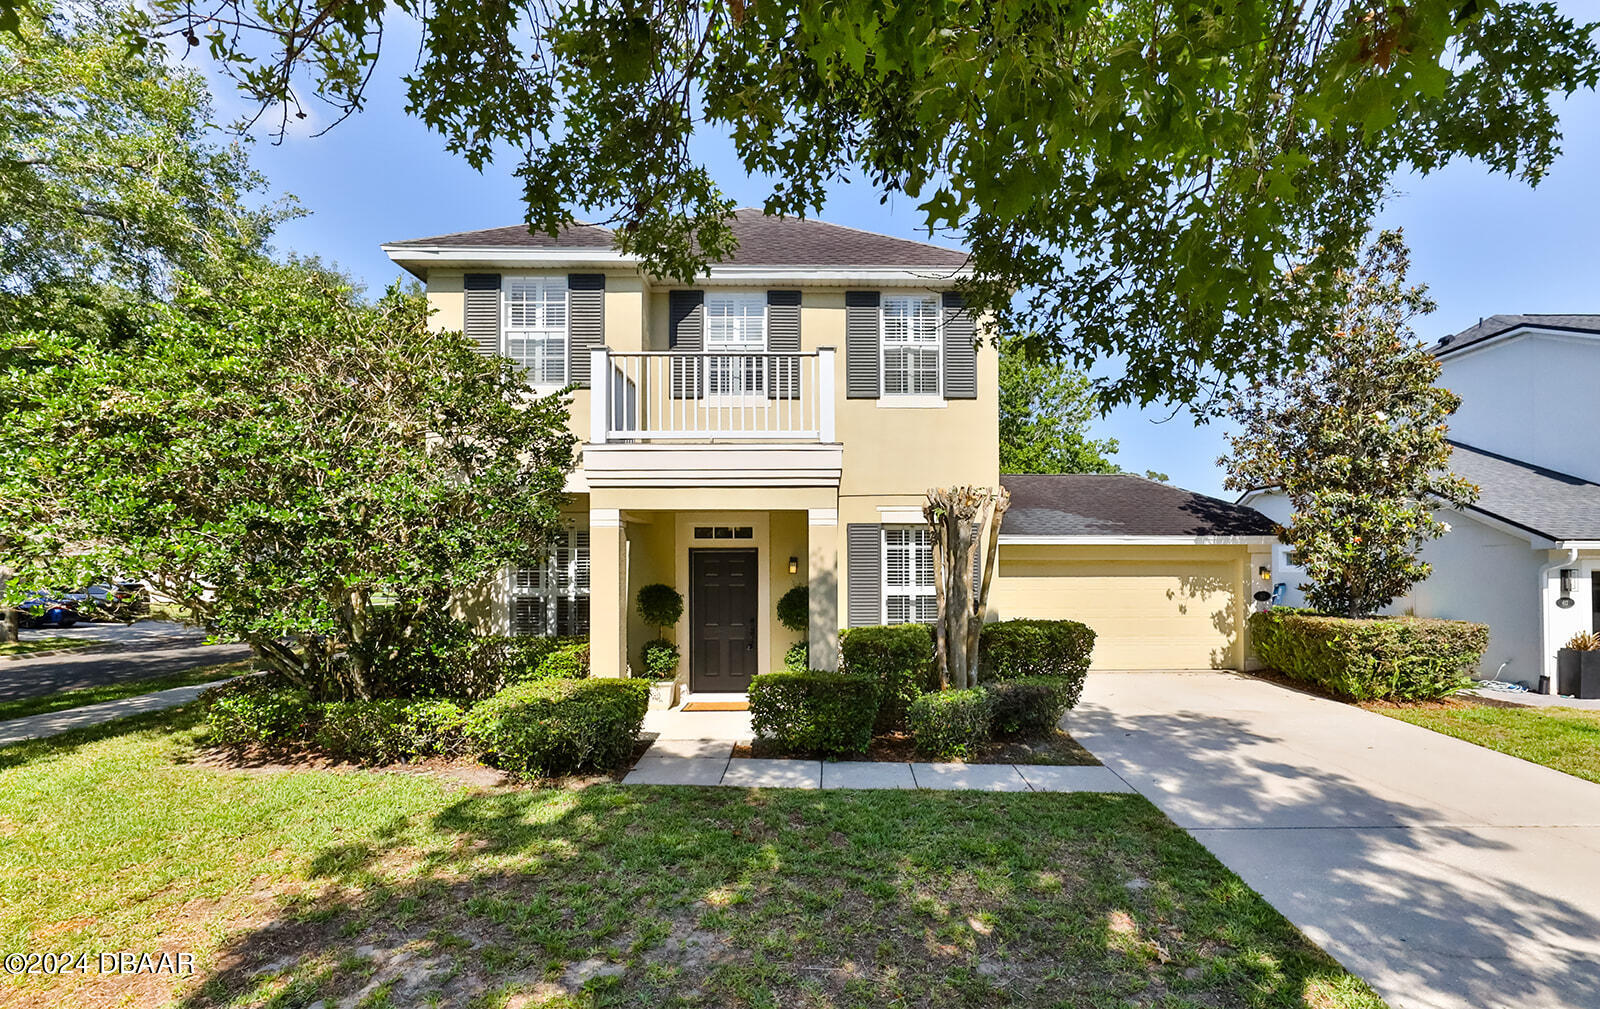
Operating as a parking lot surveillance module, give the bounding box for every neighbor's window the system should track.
[881,295,941,397]
[509,528,590,636]
[883,525,936,625]
[705,293,767,396]
[503,276,568,385]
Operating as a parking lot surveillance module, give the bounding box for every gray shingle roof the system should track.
[1000,474,1278,538]
[1449,441,1600,541]
[386,209,970,270]
[1430,314,1600,357]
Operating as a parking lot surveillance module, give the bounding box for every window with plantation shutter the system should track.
[509,528,590,636]
[882,525,936,625]
[503,277,568,385]
[881,295,941,397]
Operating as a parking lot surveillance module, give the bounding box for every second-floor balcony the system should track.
[590,348,836,444]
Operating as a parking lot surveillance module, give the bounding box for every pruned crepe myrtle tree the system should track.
[925,485,1009,690]
[0,262,576,695]
[93,0,1600,412]
[1220,230,1477,618]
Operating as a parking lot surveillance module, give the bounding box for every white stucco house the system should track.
[1241,315,1600,693]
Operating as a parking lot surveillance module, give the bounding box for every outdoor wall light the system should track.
[1257,565,1271,580]
[789,556,799,575]
[1558,569,1577,609]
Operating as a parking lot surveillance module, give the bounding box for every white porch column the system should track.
[589,347,609,445]
[808,507,840,670]
[817,347,837,443]
[589,507,627,678]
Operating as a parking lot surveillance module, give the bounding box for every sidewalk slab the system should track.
[821,761,917,790]
[643,739,735,759]
[1014,765,1133,793]
[0,681,227,747]
[621,756,729,786]
[910,763,1031,791]
[721,758,821,789]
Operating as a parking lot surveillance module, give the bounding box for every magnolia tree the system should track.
[0,261,576,694]
[1221,231,1477,618]
[925,486,1010,689]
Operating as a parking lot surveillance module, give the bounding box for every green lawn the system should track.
[0,661,250,722]
[0,709,1385,1009]
[1372,700,1600,784]
[0,635,99,658]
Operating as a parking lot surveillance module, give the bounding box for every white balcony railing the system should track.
[590,348,835,443]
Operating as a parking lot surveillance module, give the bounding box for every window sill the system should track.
[876,396,947,409]
[525,383,569,397]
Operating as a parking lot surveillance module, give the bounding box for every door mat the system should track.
[682,700,749,712]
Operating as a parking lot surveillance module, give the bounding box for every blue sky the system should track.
[204,17,1600,498]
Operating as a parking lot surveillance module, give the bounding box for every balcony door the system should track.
[689,549,759,693]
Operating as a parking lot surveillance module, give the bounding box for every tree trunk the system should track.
[3,608,18,645]
[925,486,1010,691]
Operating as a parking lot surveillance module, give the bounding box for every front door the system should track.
[690,549,759,692]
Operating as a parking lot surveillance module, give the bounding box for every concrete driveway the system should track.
[1,621,251,701]
[1067,671,1600,1009]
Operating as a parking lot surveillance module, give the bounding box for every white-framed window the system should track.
[883,525,936,625]
[503,277,568,385]
[509,528,590,636]
[881,295,941,397]
[705,293,767,397]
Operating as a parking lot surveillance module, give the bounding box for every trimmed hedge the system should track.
[432,634,589,699]
[532,640,591,680]
[840,623,934,732]
[979,619,1096,684]
[988,677,1077,738]
[749,671,879,758]
[639,639,680,679]
[907,688,992,760]
[1250,608,1489,701]
[203,677,317,746]
[464,678,652,776]
[203,678,466,761]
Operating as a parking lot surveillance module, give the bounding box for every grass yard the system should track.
[0,709,1386,1009]
[1368,699,1600,784]
[0,635,99,658]
[0,661,251,722]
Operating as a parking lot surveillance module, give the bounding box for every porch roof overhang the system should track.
[580,442,843,489]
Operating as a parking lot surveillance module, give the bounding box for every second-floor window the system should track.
[705,293,767,397]
[883,525,936,624]
[504,277,568,386]
[882,295,941,397]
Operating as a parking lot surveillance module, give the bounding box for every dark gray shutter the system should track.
[464,273,501,357]
[846,523,883,627]
[942,291,977,399]
[669,289,704,399]
[567,274,604,387]
[767,290,801,400]
[845,290,880,399]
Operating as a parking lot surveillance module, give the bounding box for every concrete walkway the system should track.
[0,681,228,747]
[1068,671,1600,1009]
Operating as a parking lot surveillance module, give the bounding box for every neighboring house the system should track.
[1243,315,1600,691]
[384,211,1277,689]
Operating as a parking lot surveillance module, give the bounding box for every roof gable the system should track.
[1430,314,1600,358]
[1000,474,1277,538]
[1448,441,1600,542]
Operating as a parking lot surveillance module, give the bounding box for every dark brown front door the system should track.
[690,549,759,692]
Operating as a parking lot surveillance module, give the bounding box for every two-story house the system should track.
[1244,315,1600,693]
[385,211,1277,691]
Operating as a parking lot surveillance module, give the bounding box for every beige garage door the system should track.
[991,550,1244,670]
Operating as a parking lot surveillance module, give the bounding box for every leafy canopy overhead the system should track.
[109,0,1600,410]
[1221,231,1477,618]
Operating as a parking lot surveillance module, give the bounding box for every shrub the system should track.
[979,619,1096,683]
[908,688,992,760]
[203,677,318,747]
[987,677,1077,738]
[1250,608,1489,701]
[640,638,680,679]
[465,678,652,776]
[533,640,591,680]
[421,634,587,699]
[783,640,809,671]
[636,583,684,631]
[777,585,809,632]
[748,671,879,758]
[312,699,468,762]
[839,623,934,732]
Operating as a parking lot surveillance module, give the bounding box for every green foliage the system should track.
[149,0,1600,411]
[840,623,934,732]
[987,677,1079,739]
[635,583,684,632]
[440,634,587,698]
[748,671,879,759]
[464,678,651,777]
[533,641,591,681]
[907,688,993,761]
[776,585,809,633]
[1250,608,1489,702]
[311,699,468,762]
[979,620,1096,698]
[202,678,316,747]
[783,641,809,672]
[0,0,292,294]
[0,261,577,699]
[1222,233,1478,617]
[998,335,1119,474]
[639,639,680,679]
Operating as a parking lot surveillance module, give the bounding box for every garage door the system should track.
[990,551,1243,670]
